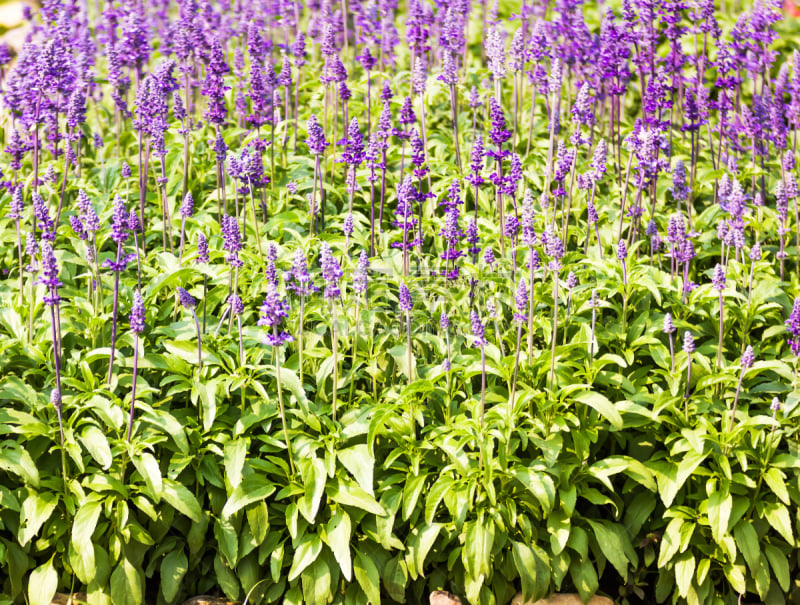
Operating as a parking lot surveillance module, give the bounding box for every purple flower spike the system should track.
[682,331,695,354]
[258,283,293,346]
[514,279,528,323]
[130,290,145,333]
[353,251,369,296]
[111,195,129,244]
[399,282,412,312]
[471,310,488,347]
[177,287,196,309]
[617,239,628,261]
[741,346,754,369]
[197,233,209,264]
[663,313,676,334]
[320,242,343,300]
[440,311,450,329]
[180,192,194,218]
[711,263,727,291]
[306,115,328,156]
[8,186,23,220]
[229,294,244,316]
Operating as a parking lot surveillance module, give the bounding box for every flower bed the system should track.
[1,0,800,604]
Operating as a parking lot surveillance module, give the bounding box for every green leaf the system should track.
[279,367,309,407]
[762,502,794,545]
[338,444,374,495]
[330,478,385,515]
[224,439,248,490]
[71,498,102,578]
[707,488,732,544]
[589,456,656,492]
[288,533,323,582]
[141,408,189,454]
[512,541,543,602]
[214,516,239,567]
[425,475,454,525]
[658,518,683,567]
[20,490,58,546]
[0,442,39,486]
[586,519,635,579]
[402,473,428,521]
[132,452,162,502]
[733,522,760,577]
[160,549,188,603]
[214,553,241,600]
[573,391,623,429]
[161,478,202,522]
[325,509,353,581]
[193,379,218,432]
[302,557,333,605]
[723,563,747,595]
[511,467,555,513]
[389,344,416,380]
[382,554,408,603]
[221,475,276,519]
[354,549,381,605]
[405,522,441,581]
[763,468,790,505]
[674,553,696,599]
[28,557,58,605]
[463,515,494,579]
[79,426,113,470]
[764,544,790,592]
[110,558,144,605]
[569,557,598,604]
[298,456,327,524]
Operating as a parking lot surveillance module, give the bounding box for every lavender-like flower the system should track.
[399,282,412,313]
[197,233,209,264]
[306,115,328,155]
[786,297,800,357]
[177,287,196,309]
[353,251,369,296]
[221,214,243,267]
[320,242,342,299]
[683,331,695,354]
[258,283,293,346]
[514,279,528,323]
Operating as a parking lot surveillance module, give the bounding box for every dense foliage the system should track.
[1,0,800,604]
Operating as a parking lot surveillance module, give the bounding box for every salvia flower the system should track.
[130,289,145,333]
[663,313,676,334]
[197,233,209,264]
[258,283,293,346]
[8,186,23,220]
[221,214,243,267]
[786,297,800,356]
[110,194,129,244]
[306,115,328,155]
[514,279,528,323]
[683,331,695,354]
[399,282,412,313]
[353,251,369,296]
[471,310,488,346]
[320,242,343,299]
[177,287,195,309]
[287,249,317,296]
[711,263,727,291]
[741,345,755,369]
[180,192,194,218]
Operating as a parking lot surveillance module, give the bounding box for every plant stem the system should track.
[127,334,139,442]
[274,339,296,475]
[548,272,559,390]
